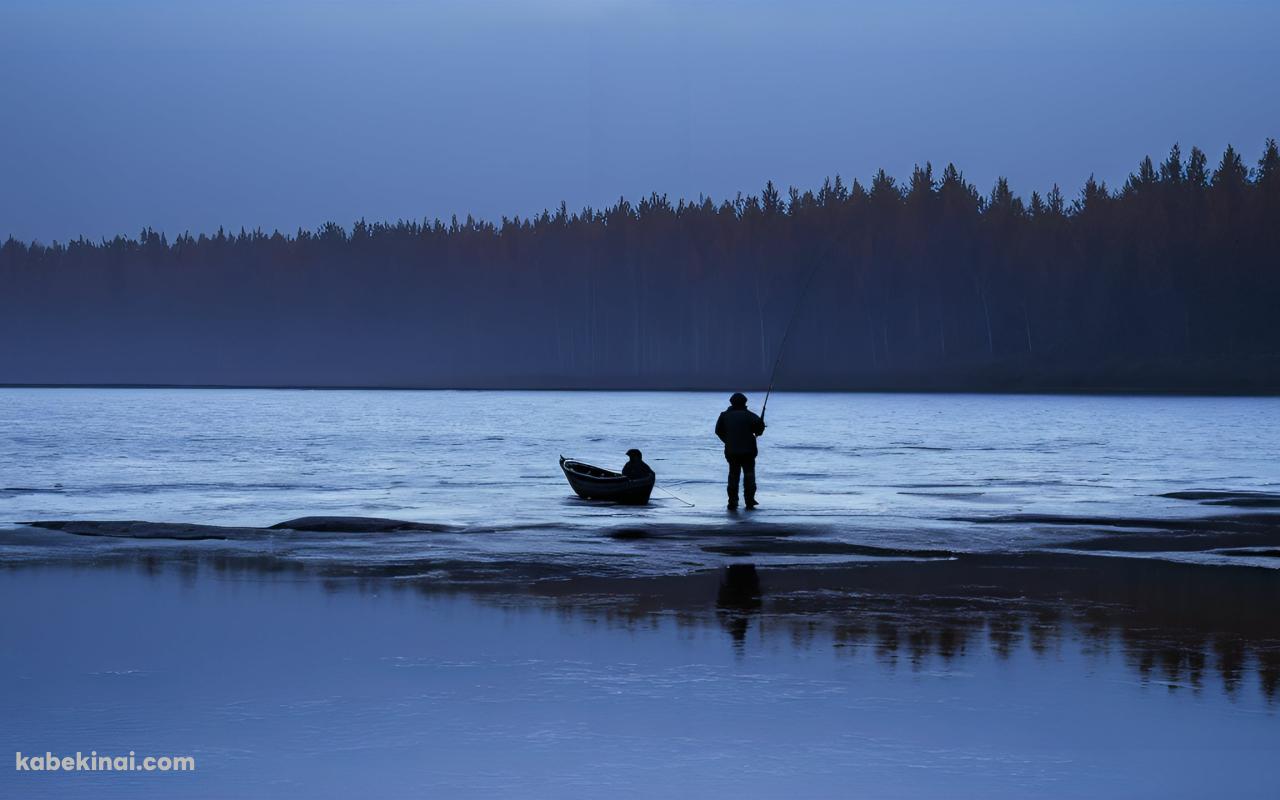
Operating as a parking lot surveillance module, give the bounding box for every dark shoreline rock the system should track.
[952,512,1280,532]
[23,515,456,540]
[701,540,953,559]
[269,517,455,533]
[1161,490,1280,508]
[954,510,1280,555]
[23,520,262,540]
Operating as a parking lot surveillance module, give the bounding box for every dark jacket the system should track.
[622,458,653,478]
[715,406,765,457]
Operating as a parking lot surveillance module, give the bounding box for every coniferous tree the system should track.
[1,141,1277,391]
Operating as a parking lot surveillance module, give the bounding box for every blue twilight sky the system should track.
[2,0,1278,243]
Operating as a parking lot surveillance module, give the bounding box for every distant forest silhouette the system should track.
[3,140,1278,390]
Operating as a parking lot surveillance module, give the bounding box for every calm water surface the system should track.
[2,390,1278,798]
[1,389,1278,571]
[0,566,1275,800]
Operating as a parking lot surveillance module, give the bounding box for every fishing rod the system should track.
[759,249,830,422]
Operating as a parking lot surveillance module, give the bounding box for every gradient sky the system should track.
[3,0,1278,243]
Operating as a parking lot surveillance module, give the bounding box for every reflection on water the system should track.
[4,391,1278,796]
[1,559,1276,799]
[717,563,763,647]
[9,548,1276,705]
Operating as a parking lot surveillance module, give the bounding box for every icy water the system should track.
[1,566,1276,800]
[2,389,1279,798]
[2,388,1279,571]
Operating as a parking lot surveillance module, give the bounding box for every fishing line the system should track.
[655,484,696,507]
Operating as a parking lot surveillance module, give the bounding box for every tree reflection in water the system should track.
[8,547,1277,703]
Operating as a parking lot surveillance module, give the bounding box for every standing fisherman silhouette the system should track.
[713,226,840,512]
[715,393,766,509]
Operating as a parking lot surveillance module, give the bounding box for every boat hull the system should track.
[560,457,655,505]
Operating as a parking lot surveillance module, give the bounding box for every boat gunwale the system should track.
[560,456,655,503]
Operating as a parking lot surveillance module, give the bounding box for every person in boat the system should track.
[715,392,765,509]
[621,448,654,479]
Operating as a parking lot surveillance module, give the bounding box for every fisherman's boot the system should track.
[744,462,758,509]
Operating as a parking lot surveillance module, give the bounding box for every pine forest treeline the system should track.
[2,140,1278,391]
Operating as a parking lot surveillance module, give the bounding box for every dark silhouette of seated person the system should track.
[621,448,653,479]
[715,392,765,509]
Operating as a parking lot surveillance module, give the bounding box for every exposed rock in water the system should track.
[1215,549,1280,559]
[1053,532,1279,553]
[269,516,455,533]
[953,512,1280,534]
[23,516,455,540]
[701,540,953,559]
[23,520,266,540]
[1160,490,1280,508]
[958,510,1280,555]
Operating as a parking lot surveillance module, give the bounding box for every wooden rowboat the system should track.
[559,456,655,505]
